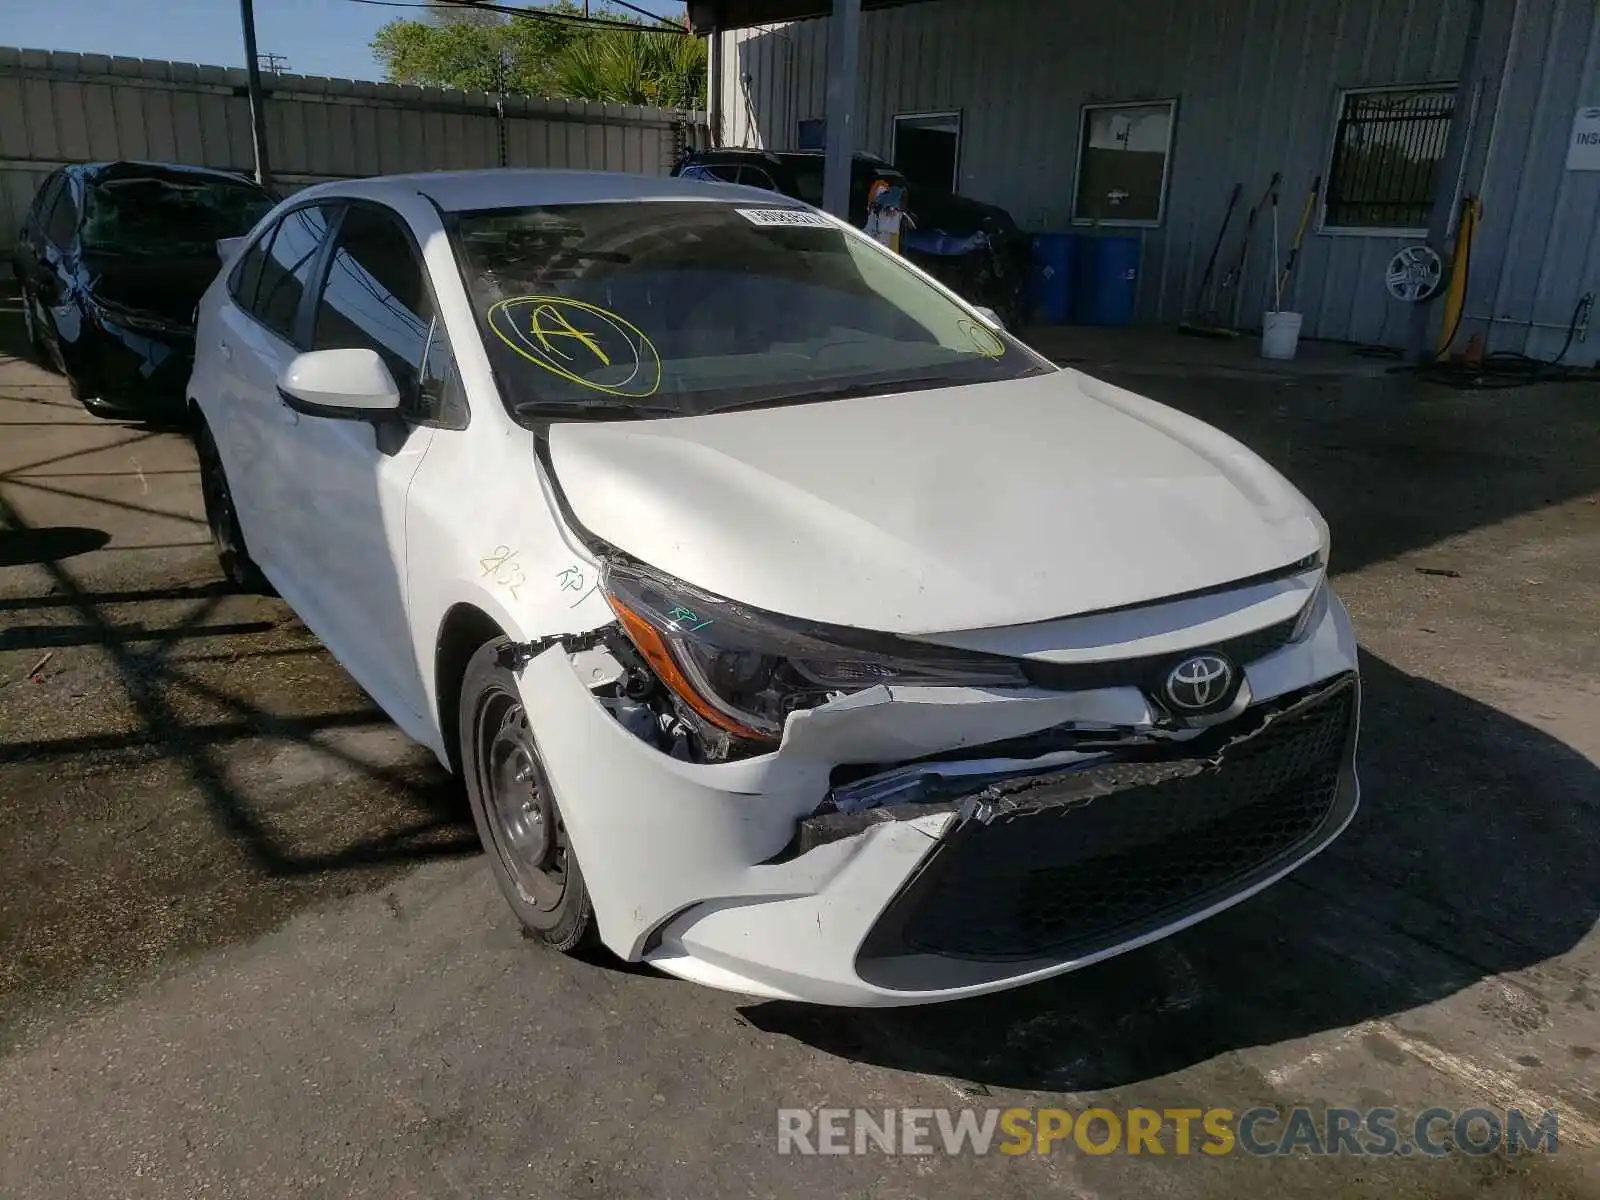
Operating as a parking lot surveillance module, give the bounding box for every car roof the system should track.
[71,160,267,188]
[293,168,811,214]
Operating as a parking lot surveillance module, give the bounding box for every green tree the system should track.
[554,27,704,108]
[370,2,704,109]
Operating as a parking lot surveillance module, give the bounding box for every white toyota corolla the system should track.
[188,169,1359,1007]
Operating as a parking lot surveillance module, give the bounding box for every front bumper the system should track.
[64,307,194,416]
[518,590,1361,1007]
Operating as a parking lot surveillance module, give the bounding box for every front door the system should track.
[211,203,335,577]
[267,202,452,722]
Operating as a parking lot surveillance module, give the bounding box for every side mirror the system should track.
[277,348,402,420]
[973,305,1005,330]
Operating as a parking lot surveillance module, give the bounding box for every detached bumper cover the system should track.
[518,590,1361,1007]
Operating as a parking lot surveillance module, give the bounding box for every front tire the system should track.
[195,419,269,593]
[460,638,596,953]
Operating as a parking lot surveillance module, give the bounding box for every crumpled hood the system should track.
[546,369,1325,636]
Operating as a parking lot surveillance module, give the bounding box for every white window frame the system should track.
[891,110,963,191]
[1070,98,1178,229]
[1318,82,1458,239]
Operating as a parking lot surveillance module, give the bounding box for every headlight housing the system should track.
[600,559,1028,748]
[1289,545,1331,643]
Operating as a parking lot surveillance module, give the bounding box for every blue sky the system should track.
[0,0,688,82]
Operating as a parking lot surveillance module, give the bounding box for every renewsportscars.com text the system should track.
[777,1106,1560,1158]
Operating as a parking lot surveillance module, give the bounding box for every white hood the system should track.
[546,369,1325,636]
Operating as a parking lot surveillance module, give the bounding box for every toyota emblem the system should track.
[1164,653,1236,713]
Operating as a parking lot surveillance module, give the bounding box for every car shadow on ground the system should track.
[0,479,476,879]
[0,524,110,567]
[742,650,1600,1091]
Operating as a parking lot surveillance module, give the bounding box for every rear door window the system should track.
[44,178,79,248]
[229,225,273,314]
[738,166,780,191]
[253,205,332,345]
[29,174,64,234]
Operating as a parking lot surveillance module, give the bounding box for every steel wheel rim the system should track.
[477,689,568,913]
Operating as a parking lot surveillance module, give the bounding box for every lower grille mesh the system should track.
[864,677,1356,963]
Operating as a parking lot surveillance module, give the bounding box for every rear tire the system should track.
[20,284,46,361]
[195,419,269,593]
[460,637,597,953]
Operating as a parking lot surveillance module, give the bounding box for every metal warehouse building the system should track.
[692,0,1600,363]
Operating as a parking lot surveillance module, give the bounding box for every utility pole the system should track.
[257,52,290,73]
[240,0,274,190]
[1409,0,1484,362]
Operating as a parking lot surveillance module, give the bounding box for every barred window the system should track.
[1324,85,1456,231]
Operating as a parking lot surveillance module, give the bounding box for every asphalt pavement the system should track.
[1,291,1597,1198]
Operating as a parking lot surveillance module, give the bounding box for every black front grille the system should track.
[1018,616,1299,692]
[860,676,1356,965]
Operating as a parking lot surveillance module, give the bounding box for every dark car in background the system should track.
[12,161,276,421]
[673,147,1033,327]
[673,148,910,227]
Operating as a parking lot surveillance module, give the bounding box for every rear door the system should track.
[32,173,84,359]
[267,201,460,720]
[209,202,336,575]
[15,172,63,340]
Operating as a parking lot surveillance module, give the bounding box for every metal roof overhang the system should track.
[687,0,937,32]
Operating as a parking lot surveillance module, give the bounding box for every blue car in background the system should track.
[12,161,276,422]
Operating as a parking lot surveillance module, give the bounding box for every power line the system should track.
[344,0,688,34]
[257,51,291,72]
[602,0,686,29]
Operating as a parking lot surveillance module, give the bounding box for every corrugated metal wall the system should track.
[1,46,707,271]
[718,0,1594,356]
[1467,0,1600,361]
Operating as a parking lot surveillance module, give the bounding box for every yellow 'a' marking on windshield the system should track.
[530,303,611,367]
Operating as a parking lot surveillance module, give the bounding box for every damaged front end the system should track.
[510,550,1360,1005]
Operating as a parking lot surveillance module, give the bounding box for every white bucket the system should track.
[1261,310,1304,361]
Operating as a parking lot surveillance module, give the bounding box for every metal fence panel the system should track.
[0,46,707,270]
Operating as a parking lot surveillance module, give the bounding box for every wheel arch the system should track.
[434,601,508,775]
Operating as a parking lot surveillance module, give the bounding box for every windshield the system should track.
[82,173,275,257]
[450,201,1052,420]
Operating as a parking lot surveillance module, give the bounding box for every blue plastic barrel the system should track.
[1076,235,1141,326]
[1029,233,1077,324]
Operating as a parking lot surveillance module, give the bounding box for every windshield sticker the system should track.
[957,318,1006,359]
[735,207,832,229]
[488,296,662,397]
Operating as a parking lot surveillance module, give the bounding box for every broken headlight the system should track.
[600,559,1028,745]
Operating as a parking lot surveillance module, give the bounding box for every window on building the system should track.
[893,111,961,193]
[1323,85,1456,232]
[1072,101,1176,226]
[796,118,825,152]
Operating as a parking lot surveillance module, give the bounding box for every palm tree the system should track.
[554,28,706,110]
